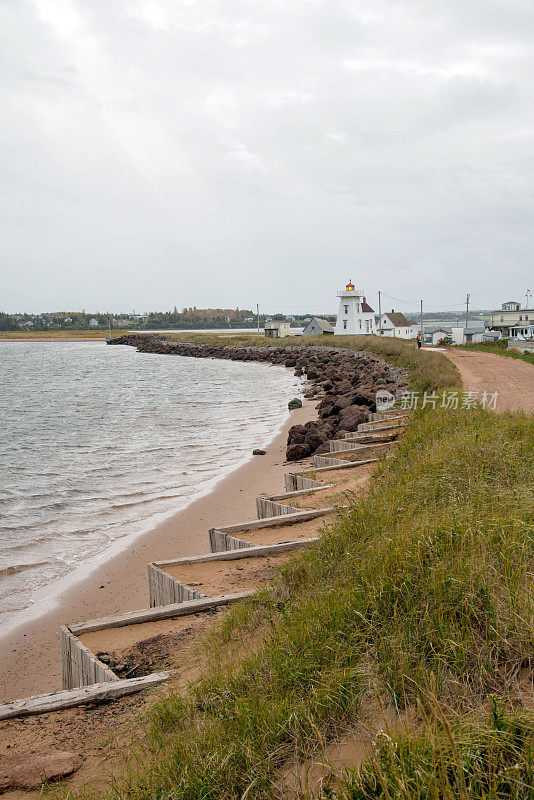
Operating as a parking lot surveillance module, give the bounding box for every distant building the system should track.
[378,310,413,339]
[482,330,502,341]
[302,317,334,336]
[264,322,291,338]
[423,327,453,346]
[450,324,485,345]
[490,302,533,336]
[88,318,99,327]
[509,322,534,340]
[334,280,376,335]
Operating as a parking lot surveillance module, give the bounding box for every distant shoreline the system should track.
[0,330,254,342]
[0,327,304,342]
[0,336,108,342]
[0,332,112,342]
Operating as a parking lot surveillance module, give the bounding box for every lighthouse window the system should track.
[359,320,362,329]
[344,305,348,314]
[343,320,347,330]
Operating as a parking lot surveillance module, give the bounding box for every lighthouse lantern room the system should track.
[334,280,377,336]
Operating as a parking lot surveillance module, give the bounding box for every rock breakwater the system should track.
[108,335,406,460]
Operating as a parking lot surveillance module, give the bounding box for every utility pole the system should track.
[256,304,260,335]
[420,300,423,342]
[465,293,470,329]
[378,290,382,335]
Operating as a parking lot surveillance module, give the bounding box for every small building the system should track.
[264,322,291,338]
[334,280,376,335]
[450,323,485,345]
[378,310,413,339]
[482,329,502,341]
[88,318,99,327]
[423,327,453,346]
[489,303,533,336]
[302,317,334,336]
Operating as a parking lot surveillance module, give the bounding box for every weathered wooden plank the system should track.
[313,457,380,472]
[205,507,333,536]
[211,533,319,554]
[0,672,174,720]
[284,474,326,492]
[154,538,320,569]
[70,592,253,635]
[256,498,303,519]
[60,625,118,689]
[267,484,332,501]
[343,432,398,443]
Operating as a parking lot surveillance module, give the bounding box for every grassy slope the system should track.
[459,338,534,367]
[55,338,534,800]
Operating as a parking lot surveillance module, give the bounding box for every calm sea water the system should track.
[0,342,302,632]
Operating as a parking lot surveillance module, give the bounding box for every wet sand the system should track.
[0,401,316,702]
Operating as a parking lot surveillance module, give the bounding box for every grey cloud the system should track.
[0,0,532,314]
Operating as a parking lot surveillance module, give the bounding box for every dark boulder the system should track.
[338,405,368,432]
[331,395,352,414]
[287,424,307,445]
[286,442,313,461]
[304,429,328,450]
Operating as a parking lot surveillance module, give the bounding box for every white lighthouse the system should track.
[334,280,377,336]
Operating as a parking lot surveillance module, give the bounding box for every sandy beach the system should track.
[0,400,316,702]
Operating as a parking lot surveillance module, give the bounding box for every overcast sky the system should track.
[1,1,533,315]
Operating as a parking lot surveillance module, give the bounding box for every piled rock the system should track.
[108,335,406,461]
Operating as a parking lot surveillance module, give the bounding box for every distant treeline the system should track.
[0,309,336,331]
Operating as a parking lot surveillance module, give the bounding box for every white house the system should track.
[423,327,453,345]
[450,324,485,345]
[264,322,291,338]
[334,280,376,335]
[379,310,414,339]
[302,317,334,336]
[489,302,533,336]
[88,318,99,327]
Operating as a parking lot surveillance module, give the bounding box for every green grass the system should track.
[459,339,534,367]
[337,704,534,799]
[59,389,533,798]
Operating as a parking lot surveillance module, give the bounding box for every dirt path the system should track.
[443,348,534,413]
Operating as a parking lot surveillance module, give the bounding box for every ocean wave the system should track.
[0,561,50,578]
[0,346,301,629]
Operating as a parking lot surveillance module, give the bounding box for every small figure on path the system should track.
[416,332,422,349]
